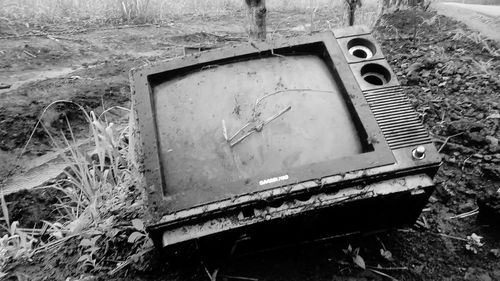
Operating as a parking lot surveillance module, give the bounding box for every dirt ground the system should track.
[0,7,499,281]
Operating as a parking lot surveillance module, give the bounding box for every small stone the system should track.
[458,201,475,212]
[473,153,484,159]
[428,196,438,203]
[436,184,454,201]
[490,145,500,153]
[495,154,500,159]
[407,62,424,74]
[486,136,499,146]
[469,132,486,144]
[490,249,500,258]
[484,155,492,161]
[453,151,461,156]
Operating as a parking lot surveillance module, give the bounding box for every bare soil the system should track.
[0,7,499,281]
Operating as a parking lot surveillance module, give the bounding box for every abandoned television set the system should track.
[130,26,441,248]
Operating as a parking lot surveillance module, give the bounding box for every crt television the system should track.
[130,26,441,248]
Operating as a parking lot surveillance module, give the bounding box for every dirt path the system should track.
[433,2,500,42]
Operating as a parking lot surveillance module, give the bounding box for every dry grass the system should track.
[0,100,149,275]
[0,0,380,26]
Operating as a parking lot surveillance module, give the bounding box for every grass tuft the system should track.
[1,100,152,276]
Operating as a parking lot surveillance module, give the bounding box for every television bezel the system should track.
[131,32,396,214]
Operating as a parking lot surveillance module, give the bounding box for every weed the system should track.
[128,219,147,243]
[343,244,366,269]
[78,235,101,270]
[1,98,152,277]
[0,192,37,272]
[0,221,37,270]
[465,233,484,254]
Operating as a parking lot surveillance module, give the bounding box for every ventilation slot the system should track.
[363,86,432,149]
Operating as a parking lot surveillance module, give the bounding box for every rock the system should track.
[490,145,500,153]
[435,184,454,201]
[483,155,492,161]
[485,136,499,153]
[486,113,500,119]
[448,158,457,164]
[486,136,499,146]
[458,201,475,212]
[473,153,483,159]
[490,249,500,258]
[469,132,486,145]
[407,62,424,74]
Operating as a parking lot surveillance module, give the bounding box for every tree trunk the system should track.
[344,0,362,26]
[348,5,355,26]
[245,0,267,41]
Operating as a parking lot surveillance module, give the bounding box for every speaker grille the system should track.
[363,86,432,149]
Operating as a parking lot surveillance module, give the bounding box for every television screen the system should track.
[153,54,372,210]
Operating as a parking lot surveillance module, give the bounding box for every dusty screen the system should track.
[153,55,364,204]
